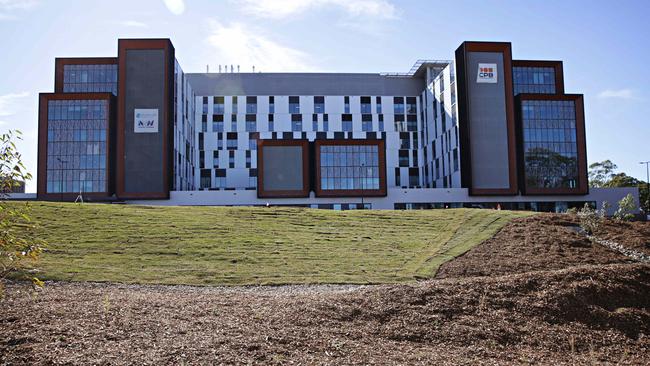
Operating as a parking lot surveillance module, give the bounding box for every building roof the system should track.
[185,72,427,96]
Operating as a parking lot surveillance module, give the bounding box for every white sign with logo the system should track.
[477,63,498,83]
[134,109,159,133]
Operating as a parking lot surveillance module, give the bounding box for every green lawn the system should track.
[14,202,531,286]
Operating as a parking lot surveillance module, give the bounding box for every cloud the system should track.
[122,20,148,28]
[0,92,29,117]
[597,89,637,100]
[162,0,185,15]
[205,20,317,72]
[236,0,398,19]
[0,0,39,11]
[0,0,38,20]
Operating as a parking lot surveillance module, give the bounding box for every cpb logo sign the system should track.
[477,63,498,83]
[134,109,159,133]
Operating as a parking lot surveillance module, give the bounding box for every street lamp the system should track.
[640,161,650,214]
[360,162,365,210]
[56,157,68,202]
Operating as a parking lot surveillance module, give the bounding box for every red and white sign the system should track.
[477,63,498,83]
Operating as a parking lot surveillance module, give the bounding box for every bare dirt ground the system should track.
[2,214,649,365]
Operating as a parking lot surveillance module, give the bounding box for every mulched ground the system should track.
[2,214,649,365]
[597,219,650,257]
[436,214,641,278]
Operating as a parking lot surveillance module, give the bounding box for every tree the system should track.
[604,172,641,187]
[0,130,44,294]
[604,172,649,214]
[589,160,618,188]
[613,194,637,221]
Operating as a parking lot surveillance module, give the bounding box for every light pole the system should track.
[56,157,68,202]
[360,162,365,210]
[641,161,650,214]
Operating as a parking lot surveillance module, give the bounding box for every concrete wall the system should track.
[186,73,425,97]
[123,49,166,193]
[126,187,639,216]
[5,193,37,200]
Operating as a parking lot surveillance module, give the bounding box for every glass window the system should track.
[226,132,238,150]
[45,99,109,193]
[245,114,256,132]
[314,96,325,113]
[213,151,219,168]
[200,169,211,189]
[513,66,556,95]
[320,144,381,191]
[362,114,372,132]
[212,114,224,132]
[394,97,404,114]
[289,96,300,113]
[291,113,302,132]
[246,96,257,113]
[399,149,409,167]
[63,64,118,95]
[232,96,238,114]
[521,99,578,189]
[406,97,417,114]
[360,96,372,114]
[213,96,225,114]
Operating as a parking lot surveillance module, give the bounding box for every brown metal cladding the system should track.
[116,39,175,200]
[54,57,118,93]
[257,139,310,198]
[512,60,565,94]
[37,92,115,201]
[455,41,519,196]
[515,93,588,195]
[314,139,387,198]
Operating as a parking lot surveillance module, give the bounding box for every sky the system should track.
[1,0,649,192]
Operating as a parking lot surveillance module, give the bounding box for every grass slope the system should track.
[16,202,531,285]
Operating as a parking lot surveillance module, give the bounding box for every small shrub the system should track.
[613,194,637,221]
[0,130,44,295]
[565,207,578,215]
[577,202,606,234]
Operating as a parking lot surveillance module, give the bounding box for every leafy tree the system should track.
[604,172,642,188]
[588,161,649,213]
[604,172,649,214]
[0,130,44,294]
[588,160,618,188]
[613,194,637,221]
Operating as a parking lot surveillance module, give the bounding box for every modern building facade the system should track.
[36,38,636,212]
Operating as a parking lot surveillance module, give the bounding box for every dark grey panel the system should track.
[262,146,303,190]
[186,73,425,96]
[124,49,165,193]
[466,51,510,189]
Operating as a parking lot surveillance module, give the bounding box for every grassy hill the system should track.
[14,202,531,285]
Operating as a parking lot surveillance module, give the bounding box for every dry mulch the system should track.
[435,214,642,279]
[2,214,650,365]
[2,264,649,365]
[596,219,650,257]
